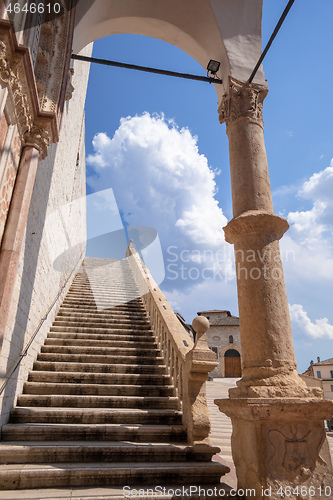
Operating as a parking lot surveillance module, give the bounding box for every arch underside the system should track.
[73,0,265,102]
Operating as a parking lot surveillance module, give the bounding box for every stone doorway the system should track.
[224,348,241,377]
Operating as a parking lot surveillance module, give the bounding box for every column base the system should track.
[215,397,333,499]
[229,368,323,400]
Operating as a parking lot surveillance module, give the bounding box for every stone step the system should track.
[45,337,156,348]
[33,361,167,375]
[57,310,147,320]
[64,295,141,304]
[0,461,227,490]
[59,302,146,313]
[50,324,152,333]
[40,346,160,357]
[66,289,139,297]
[23,382,174,397]
[62,297,143,306]
[0,442,219,465]
[36,353,163,365]
[58,305,146,315]
[48,329,153,339]
[1,423,187,442]
[10,407,182,425]
[52,320,151,330]
[53,317,150,327]
[17,394,179,410]
[46,332,155,343]
[57,310,148,321]
[27,371,171,386]
[66,293,140,301]
[69,281,138,287]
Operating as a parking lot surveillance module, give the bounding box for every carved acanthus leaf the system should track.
[219,76,268,128]
[24,124,51,159]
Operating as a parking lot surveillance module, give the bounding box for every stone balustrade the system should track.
[126,241,218,445]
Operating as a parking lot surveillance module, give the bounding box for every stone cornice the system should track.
[219,76,268,128]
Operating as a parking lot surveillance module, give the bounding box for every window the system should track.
[317,371,322,379]
[210,347,218,357]
[331,385,333,392]
[330,370,333,379]
[229,335,234,344]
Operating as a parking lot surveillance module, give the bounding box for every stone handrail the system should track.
[126,241,218,445]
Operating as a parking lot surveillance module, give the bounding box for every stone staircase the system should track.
[0,258,228,491]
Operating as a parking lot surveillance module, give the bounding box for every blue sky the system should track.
[84,0,333,372]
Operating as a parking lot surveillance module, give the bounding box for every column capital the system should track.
[24,125,51,159]
[219,76,268,128]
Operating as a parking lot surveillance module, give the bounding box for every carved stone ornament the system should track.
[0,38,32,136]
[266,424,325,478]
[219,76,268,128]
[24,124,51,156]
[35,12,71,113]
[65,67,75,101]
[0,30,52,158]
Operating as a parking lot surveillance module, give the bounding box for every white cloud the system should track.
[87,113,233,293]
[290,304,333,340]
[283,160,333,280]
[288,161,333,231]
[165,278,238,323]
[279,160,333,345]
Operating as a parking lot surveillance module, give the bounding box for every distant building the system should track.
[197,310,241,378]
[175,312,194,342]
[303,357,333,401]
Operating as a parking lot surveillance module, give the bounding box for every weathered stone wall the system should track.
[0,45,92,429]
[207,325,241,377]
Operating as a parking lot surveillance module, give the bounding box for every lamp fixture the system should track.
[71,54,223,85]
[207,59,221,76]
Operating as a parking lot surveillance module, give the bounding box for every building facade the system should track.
[1,2,333,494]
[198,310,241,378]
[304,357,333,401]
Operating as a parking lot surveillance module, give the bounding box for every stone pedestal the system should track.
[215,398,333,499]
[216,77,333,499]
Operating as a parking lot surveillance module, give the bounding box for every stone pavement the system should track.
[206,379,238,490]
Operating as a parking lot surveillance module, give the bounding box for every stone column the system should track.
[0,145,40,349]
[215,77,333,499]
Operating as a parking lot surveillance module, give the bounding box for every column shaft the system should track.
[215,77,333,498]
[220,77,305,394]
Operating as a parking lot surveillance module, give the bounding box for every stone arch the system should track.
[221,346,242,378]
[73,0,265,102]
